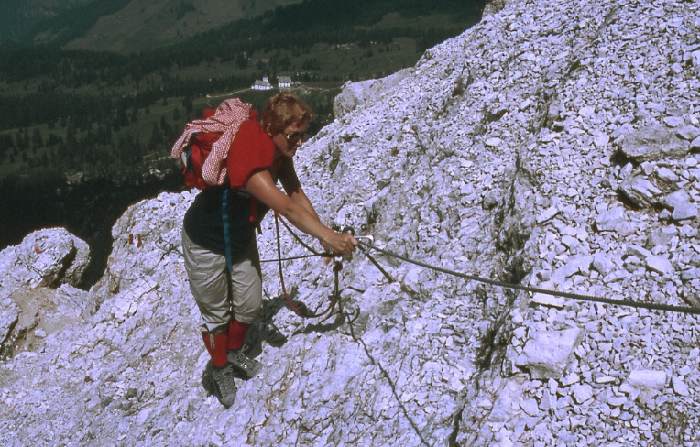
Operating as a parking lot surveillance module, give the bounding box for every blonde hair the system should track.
[261,92,313,135]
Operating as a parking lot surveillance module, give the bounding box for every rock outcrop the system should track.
[0,228,90,359]
[0,227,90,290]
[333,68,414,118]
[1,0,698,445]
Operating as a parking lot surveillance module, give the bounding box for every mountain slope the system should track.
[0,0,94,44]
[63,0,303,53]
[0,0,302,51]
[0,0,698,445]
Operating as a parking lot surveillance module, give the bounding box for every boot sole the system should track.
[227,352,261,379]
[201,363,215,396]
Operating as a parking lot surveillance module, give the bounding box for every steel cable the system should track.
[359,241,700,316]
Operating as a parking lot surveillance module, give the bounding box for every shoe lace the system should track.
[234,351,254,368]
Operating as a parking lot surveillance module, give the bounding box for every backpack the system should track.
[169,98,252,190]
[170,98,256,272]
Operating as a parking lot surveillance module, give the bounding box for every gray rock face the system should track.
[664,190,698,221]
[628,370,667,390]
[672,376,689,397]
[645,255,674,276]
[2,0,700,445]
[0,229,91,359]
[617,125,690,162]
[0,297,19,357]
[692,49,700,77]
[619,175,662,207]
[595,206,636,235]
[675,125,699,141]
[0,228,90,289]
[333,68,413,118]
[618,174,662,208]
[691,136,700,151]
[572,383,593,404]
[516,327,583,379]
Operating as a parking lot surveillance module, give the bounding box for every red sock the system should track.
[202,330,228,368]
[201,331,214,356]
[227,320,250,351]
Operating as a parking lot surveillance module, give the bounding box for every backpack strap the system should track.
[221,188,234,272]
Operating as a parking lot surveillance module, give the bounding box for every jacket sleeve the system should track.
[226,120,275,189]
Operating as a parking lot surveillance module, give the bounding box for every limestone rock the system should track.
[333,69,413,118]
[628,370,667,390]
[645,255,674,275]
[592,253,616,275]
[517,327,584,379]
[490,378,526,422]
[531,293,565,309]
[616,125,690,162]
[595,207,635,235]
[691,136,700,151]
[572,384,593,404]
[663,190,698,221]
[551,256,592,285]
[618,174,662,208]
[537,206,560,224]
[1,0,700,445]
[520,397,540,416]
[672,376,689,397]
[693,49,700,77]
[675,125,699,141]
[0,228,90,289]
[0,297,19,357]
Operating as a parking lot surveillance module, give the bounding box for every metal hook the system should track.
[355,234,374,244]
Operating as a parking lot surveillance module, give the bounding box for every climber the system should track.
[180,92,357,408]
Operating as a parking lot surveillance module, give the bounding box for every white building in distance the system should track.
[251,76,273,91]
[278,76,292,89]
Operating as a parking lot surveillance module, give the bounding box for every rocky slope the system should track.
[1,0,699,445]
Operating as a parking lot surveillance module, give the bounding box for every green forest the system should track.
[0,0,484,184]
[0,0,485,285]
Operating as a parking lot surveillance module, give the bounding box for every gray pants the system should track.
[182,229,263,332]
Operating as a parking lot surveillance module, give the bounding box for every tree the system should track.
[116,107,128,128]
[148,124,162,151]
[182,96,193,115]
[236,53,248,69]
[32,128,44,148]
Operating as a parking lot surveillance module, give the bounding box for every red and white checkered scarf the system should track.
[169,98,252,186]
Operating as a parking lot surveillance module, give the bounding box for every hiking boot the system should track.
[203,359,245,388]
[263,322,287,347]
[209,364,238,409]
[201,361,215,395]
[227,347,261,379]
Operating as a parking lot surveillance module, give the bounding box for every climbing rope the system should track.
[267,214,699,315]
[357,244,395,283]
[358,240,700,316]
[273,213,338,319]
[259,219,697,445]
[264,215,700,316]
[278,216,324,256]
[259,253,328,263]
